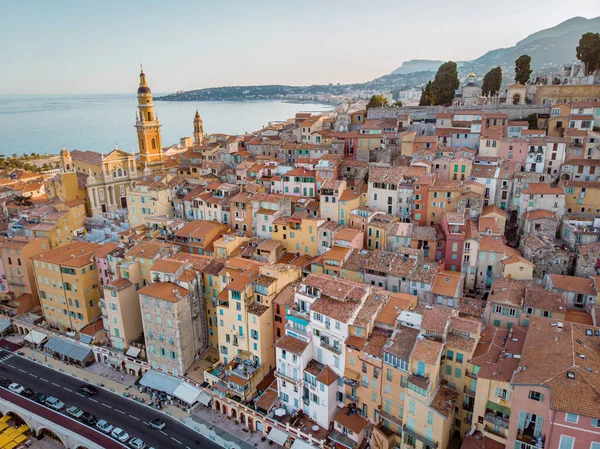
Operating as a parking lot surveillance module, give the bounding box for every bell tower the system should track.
[193,109,204,146]
[135,68,164,171]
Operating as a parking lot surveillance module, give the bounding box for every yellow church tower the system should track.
[135,68,164,171]
[193,109,204,146]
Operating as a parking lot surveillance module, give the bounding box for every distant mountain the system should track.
[157,16,600,102]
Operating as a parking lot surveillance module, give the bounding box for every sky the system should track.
[2,0,600,95]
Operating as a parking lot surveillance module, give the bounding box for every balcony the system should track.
[466,370,477,379]
[378,408,403,427]
[463,401,474,412]
[403,425,438,449]
[274,370,300,385]
[288,307,309,321]
[344,377,359,387]
[484,426,505,439]
[344,392,359,402]
[463,386,476,397]
[285,323,311,342]
[320,339,342,355]
[484,411,509,429]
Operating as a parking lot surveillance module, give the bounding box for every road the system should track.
[0,349,221,449]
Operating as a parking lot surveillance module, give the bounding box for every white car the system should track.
[111,427,130,443]
[128,437,147,449]
[96,419,114,434]
[8,383,24,394]
[66,405,84,419]
[45,396,65,411]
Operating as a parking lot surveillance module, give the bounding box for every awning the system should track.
[344,368,360,382]
[197,391,212,406]
[0,319,11,335]
[125,361,140,373]
[24,330,47,345]
[291,439,318,449]
[486,400,511,416]
[173,382,201,405]
[268,427,289,446]
[126,346,141,358]
[328,430,356,449]
[108,357,122,367]
[139,369,180,395]
[44,337,93,362]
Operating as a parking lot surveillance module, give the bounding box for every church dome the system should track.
[137,86,151,94]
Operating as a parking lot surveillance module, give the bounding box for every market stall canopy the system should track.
[44,337,92,362]
[139,369,180,395]
[24,330,47,345]
[268,427,289,446]
[173,382,201,405]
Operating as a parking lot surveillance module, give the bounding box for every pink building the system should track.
[0,259,8,298]
[441,211,465,272]
[508,317,600,449]
[499,138,528,165]
[333,228,364,250]
[93,242,121,297]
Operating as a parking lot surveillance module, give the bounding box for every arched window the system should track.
[148,112,152,121]
[151,138,156,150]
[141,139,145,150]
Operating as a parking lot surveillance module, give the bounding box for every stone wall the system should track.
[367,104,549,121]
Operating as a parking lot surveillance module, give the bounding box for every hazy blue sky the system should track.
[2,0,600,94]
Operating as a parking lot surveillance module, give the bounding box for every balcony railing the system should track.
[484,411,509,428]
[484,426,505,439]
[378,409,403,426]
[288,307,310,320]
[463,386,476,397]
[463,401,474,412]
[344,392,359,402]
[274,370,300,385]
[320,339,342,355]
[344,378,359,387]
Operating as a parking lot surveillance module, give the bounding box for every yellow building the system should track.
[426,179,461,225]
[339,189,363,226]
[547,103,571,137]
[562,180,600,215]
[0,237,49,312]
[535,84,600,105]
[272,213,324,256]
[127,173,173,227]
[449,159,472,182]
[366,215,398,250]
[60,145,139,217]
[213,234,249,258]
[135,69,165,171]
[45,171,87,202]
[501,255,534,279]
[123,241,178,287]
[32,242,103,331]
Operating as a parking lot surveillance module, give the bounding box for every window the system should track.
[565,413,579,423]
[528,390,542,401]
[456,353,463,363]
[455,368,462,378]
[558,436,574,449]
[447,350,454,361]
[592,419,600,428]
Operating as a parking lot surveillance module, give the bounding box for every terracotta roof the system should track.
[334,407,369,434]
[525,209,557,221]
[70,150,103,166]
[461,431,506,449]
[31,242,103,267]
[316,365,338,386]
[501,254,534,266]
[431,271,463,298]
[412,337,443,365]
[549,274,596,295]
[429,384,459,419]
[104,278,132,291]
[524,288,566,313]
[137,282,189,302]
[521,183,565,195]
[513,318,600,418]
[151,258,185,274]
[275,335,308,355]
[421,306,455,334]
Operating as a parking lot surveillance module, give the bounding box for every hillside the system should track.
[157,16,600,102]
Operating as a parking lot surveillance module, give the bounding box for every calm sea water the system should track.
[0,94,333,157]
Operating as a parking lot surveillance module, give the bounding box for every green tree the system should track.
[482,67,502,97]
[576,32,600,75]
[527,113,538,130]
[432,61,459,105]
[392,100,403,107]
[515,55,532,84]
[366,94,388,109]
[419,81,435,106]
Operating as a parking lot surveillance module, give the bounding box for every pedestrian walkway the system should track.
[192,405,272,449]
[15,346,271,449]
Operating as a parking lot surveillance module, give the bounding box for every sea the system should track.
[0,94,334,157]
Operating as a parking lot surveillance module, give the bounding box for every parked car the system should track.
[78,384,98,396]
[96,419,114,434]
[32,392,46,404]
[148,418,166,430]
[80,412,97,426]
[128,437,147,449]
[8,383,24,394]
[111,428,130,443]
[66,406,84,419]
[45,396,65,411]
[20,387,34,398]
[0,378,12,388]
